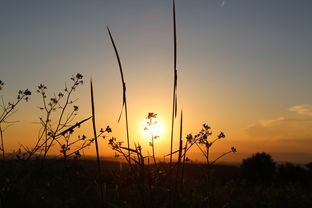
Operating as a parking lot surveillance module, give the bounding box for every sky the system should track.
[1,0,312,164]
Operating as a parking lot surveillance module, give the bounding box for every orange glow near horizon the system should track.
[142,114,164,140]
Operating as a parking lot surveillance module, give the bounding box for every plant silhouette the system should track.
[241,152,276,184]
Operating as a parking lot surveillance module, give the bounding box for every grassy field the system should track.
[1,158,311,208]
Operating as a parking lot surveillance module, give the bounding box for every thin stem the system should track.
[180,140,188,192]
[0,94,25,123]
[151,133,157,166]
[170,0,178,166]
[147,151,150,166]
[124,97,131,164]
[42,79,79,161]
[90,79,104,202]
[0,125,4,160]
[175,111,183,196]
[195,142,207,158]
[209,151,233,167]
[206,146,210,184]
[170,98,175,165]
[206,146,210,165]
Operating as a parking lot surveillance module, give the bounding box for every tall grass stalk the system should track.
[90,79,104,202]
[170,0,178,165]
[180,138,188,192]
[107,26,131,164]
[0,126,4,160]
[174,111,183,196]
[151,133,157,166]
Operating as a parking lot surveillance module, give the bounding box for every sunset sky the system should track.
[1,0,312,163]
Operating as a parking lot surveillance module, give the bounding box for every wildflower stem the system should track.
[209,150,233,167]
[151,133,157,166]
[0,93,26,123]
[42,78,80,161]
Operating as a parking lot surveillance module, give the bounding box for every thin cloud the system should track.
[288,104,312,116]
[244,117,312,140]
[276,137,312,143]
[259,117,285,127]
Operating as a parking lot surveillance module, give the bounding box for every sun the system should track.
[145,120,163,137]
[143,113,164,138]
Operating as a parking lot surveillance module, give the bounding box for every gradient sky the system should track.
[1,0,312,163]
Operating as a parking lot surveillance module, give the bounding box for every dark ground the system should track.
[0,158,311,208]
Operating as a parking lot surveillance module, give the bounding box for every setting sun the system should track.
[143,112,164,139]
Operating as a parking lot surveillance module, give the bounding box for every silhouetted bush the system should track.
[276,163,308,185]
[306,162,312,172]
[240,152,275,184]
[305,162,312,186]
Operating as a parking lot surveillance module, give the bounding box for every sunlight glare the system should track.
[143,113,164,139]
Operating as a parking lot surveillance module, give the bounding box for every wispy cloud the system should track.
[244,105,312,140]
[288,104,312,116]
[259,117,285,127]
[220,0,226,7]
[244,116,312,140]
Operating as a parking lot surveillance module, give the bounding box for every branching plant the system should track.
[0,80,31,160]
[16,73,103,161]
[164,123,237,196]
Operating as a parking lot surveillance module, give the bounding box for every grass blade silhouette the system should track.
[90,79,104,202]
[170,0,178,165]
[170,3,178,205]
[175,110,183,197]
[107,26,131,164]
[180,138,188,193]
[0,126,4,160]
[55,116,91,137]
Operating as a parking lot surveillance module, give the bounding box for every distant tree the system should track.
[306,162,312,186]
[306,162,312,172]
[240,152,275,184]
[276,162,308,185]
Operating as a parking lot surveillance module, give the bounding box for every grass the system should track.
[90,79,104,202]
[107,26,131,165]
[170,0,178,166]
[1,158,311,208]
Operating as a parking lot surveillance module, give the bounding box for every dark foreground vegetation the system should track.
[1,153,312,208]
